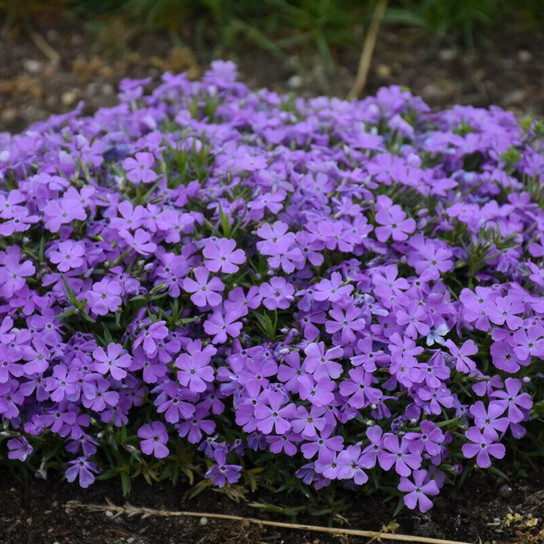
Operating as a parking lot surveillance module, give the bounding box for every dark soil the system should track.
[1,464,543,544]
[1,9,544,134]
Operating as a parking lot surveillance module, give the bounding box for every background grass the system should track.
[2,0,543,59]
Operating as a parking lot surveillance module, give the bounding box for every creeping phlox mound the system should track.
[0,61,543,513]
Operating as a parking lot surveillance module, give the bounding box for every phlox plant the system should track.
[0,61,543,514]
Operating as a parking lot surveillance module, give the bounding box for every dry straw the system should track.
[65,500,473,544]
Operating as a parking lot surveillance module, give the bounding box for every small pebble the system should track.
[126,537,135,544]
[42,65,55,78]
[102,83,114,96]
[438,49,457,61]
[287,75,303,89]
[71,34,83,46]
[23,59,42,74]
[504,89,526,106]
[1,108,17,123]
[105,510,114,518]
[499,484,513,498]
[61,90,79,107]
[199,517,208,525]
[376,64,392,78]
[518,50,532,63]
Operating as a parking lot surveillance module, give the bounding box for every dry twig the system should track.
[65,500,473,544]
[347,0,389,100]
[29,31,61,65]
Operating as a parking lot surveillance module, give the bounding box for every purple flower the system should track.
[138,421,170,458]
[177,405,216,443]
[203,238,246,274]
[110,201,148,231]
[396,301,430,338]
[119,228,157,256]
[205,449,242,487]
[65,457,98,488]
[303,342,343,380]
[512,324,544,360]
[372,265,409,302]
[82,377,119,412]
[490,378,532,423]
[176,339,217,392]
[260,277,295,310]
[469,401,509,440]
[277,351,304,393]
[257,222,303,273]
[7,436,33,461]
[0,246,35,298]
[446,339,478,374]
[398,469,439,513]
[325,304,366,344]
[248,190,286,216]
[374,196,415,242]
[87,278,122,316]
[48,240,86,272]
[336,445,368,485]
[133,321,169,356]
[461,427,505,468]
[154,380,195,423]
[298,375,335,407]
[204,309,243,344]
[92,343,132,380]
[123,152,158,184]
[183,267,225,308]
[45,365,80,402]
[404,420,444,456]
[0,63,542,503]
[301,433,344,462]
[313,272,353,302]
[360,426,384,469]
[378,434,422,476]
[459,287,495,331]
[488,296,524,330]
[43,198,86,232]
[254,391,295,435]
[291,405,327,439]
[339,367,382,409]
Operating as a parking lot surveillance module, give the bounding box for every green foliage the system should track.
[3,0,543,71]
[386,0,505,45]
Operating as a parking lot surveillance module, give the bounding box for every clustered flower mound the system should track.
[1,61,543,513]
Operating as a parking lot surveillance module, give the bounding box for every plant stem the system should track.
[65,500,472,544]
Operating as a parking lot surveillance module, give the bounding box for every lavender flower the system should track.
[0,62,541,514]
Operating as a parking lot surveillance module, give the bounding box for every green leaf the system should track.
[61,273,78,305]
[218,204,231,238]
[500,146,522,171]
[101,323,115,345]
[188,478,212,500]
[392,497,404,518]
[488,465,510,481]
[254,311,276,341]
[120,470,131,496]
[95,466,120,481]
